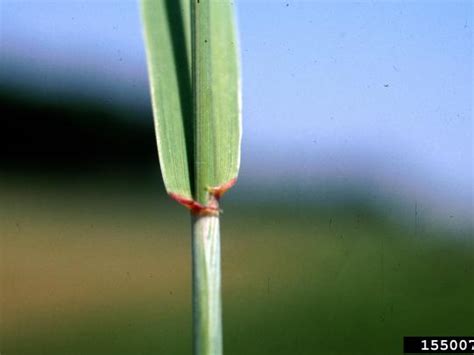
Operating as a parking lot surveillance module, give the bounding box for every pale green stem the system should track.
[192,213,223,355]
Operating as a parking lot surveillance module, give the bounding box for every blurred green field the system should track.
[1,173,473,355]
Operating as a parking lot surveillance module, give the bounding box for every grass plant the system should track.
[141,1,241,354]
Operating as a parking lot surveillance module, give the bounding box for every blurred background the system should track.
[1,1,472,354]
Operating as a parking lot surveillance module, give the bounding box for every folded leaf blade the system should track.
[193,0,241,204]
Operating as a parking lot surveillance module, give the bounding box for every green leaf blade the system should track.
[141,0,193,200]
[142,0,241,207]
[193,0,241,204]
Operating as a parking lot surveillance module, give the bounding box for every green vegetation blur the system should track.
[1,88,473,354]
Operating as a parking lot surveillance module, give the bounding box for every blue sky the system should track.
[1,0,472,224]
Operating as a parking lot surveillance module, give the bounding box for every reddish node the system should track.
[169,193,219,216]
[208,177,237,200]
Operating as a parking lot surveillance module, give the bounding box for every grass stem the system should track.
[192,213,223,355]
